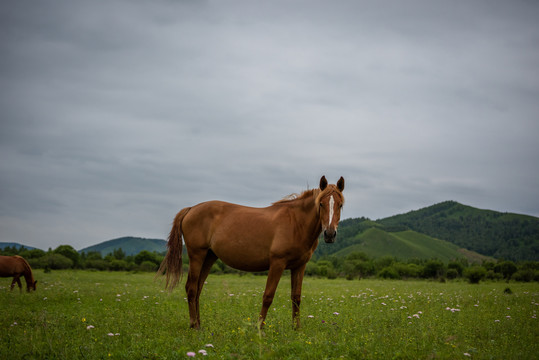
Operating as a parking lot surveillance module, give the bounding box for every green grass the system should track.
[1,271,538,359]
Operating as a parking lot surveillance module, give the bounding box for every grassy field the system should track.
[1,270,538,359]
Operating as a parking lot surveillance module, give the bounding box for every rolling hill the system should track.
[314,201,538,262]
[316,224,490,263]
[78,237,166,256]
[333,228,490,263]
[378,201,539,261]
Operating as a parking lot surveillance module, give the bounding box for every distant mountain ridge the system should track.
[314,201,538,262]
[0,242,39,251]
[78,237,166,256]
[378,201,539,261]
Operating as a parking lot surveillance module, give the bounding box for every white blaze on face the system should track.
[328,195,335,225]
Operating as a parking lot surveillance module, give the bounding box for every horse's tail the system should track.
[157,207,191,291]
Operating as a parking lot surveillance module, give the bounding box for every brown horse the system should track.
[0,255,37,292]
[158,176,345,329]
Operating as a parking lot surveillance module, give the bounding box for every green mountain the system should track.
[79,237,166,256]
[378,201,539,261]
[315,201,538,262]
[0,242,40,251]
[316,220,490,263]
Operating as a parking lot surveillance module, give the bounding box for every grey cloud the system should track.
[1,0,538,249]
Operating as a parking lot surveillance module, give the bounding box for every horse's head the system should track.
[317,176,345,243]
[28,280,37,292]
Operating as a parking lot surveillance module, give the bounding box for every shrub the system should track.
[446,268,459,280]
[485,270,503,281]
[305,261,318,276]
[374,256,395,271]
[393,263,420,278]
[378,266,400,280]
[139,260,158,272]
[464,266,487,284]
[512,269,538,282]
[53,245,81,268]
[326,268,338,279]
[84,259,109,271]
[448,261,464,276]
[316,260,334,278]
[134,251,159,266]
[494,261,518,280]
[32,253,74,270]
[109,259,130,271]
[421,260,445,279]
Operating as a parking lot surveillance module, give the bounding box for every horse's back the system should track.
[0,255,21,276]
[182,201,284,271]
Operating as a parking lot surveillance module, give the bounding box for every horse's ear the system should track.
[319,176,328,190]
[337,177,345,192]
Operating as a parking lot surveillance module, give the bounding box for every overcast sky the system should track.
[1,1,538,251]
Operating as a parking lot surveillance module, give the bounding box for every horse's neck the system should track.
[19,261,34,283]
[297,196,323,240]
[23,271,34,282]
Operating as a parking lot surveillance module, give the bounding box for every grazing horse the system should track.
[0,255,37,292]
[158,176,345,329]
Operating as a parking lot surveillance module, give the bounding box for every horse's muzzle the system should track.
[323,229,337,243]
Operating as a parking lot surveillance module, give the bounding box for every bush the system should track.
[494,261,518,280]
[446,268,459,280]
[421,260,445,279]
[31,253,74,270]
[139,260,158,272]
[135,251,159,266]
[485,270,503,281]
[374,256,395,271]
[512,269,539,282]
[84,259,109,271]
[343,259,374,279]
[305,261,318,277]
[448,261,464,276]
[109,259,130,271]
[393,263,420,278]
[316,261,334,278]
[54,245,81,268]
[464,266,487,284]
[378,266,400,280]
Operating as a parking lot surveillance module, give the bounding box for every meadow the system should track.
[1,270,538,359]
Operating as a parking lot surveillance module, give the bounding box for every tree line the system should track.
[2,245,538,284]
[0,245,163,272]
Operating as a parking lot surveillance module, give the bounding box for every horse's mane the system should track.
[272,189,320,205]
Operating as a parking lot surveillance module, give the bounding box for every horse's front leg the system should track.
[10,276,21,292]
[291,264,307,329]
[259,260,286,329]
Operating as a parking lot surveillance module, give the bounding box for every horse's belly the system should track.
[212,241,271,272]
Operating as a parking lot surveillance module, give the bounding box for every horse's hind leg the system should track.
[185,249,210,329]
[195,251,218,326]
